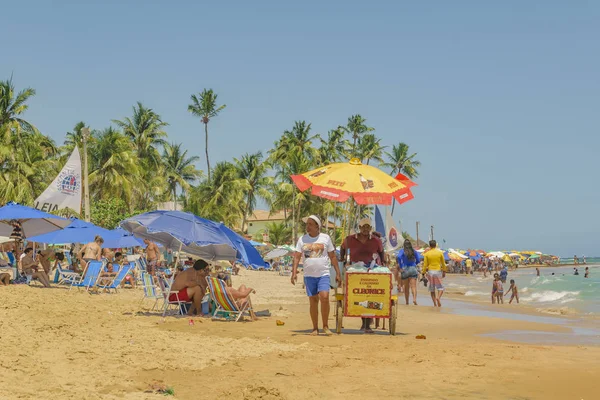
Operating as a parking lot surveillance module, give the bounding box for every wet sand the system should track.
[1,269,598,399]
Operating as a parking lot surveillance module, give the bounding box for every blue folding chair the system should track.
[70,260,103,292]
[97,262,133,293]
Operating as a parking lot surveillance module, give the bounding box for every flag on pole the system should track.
[34,147,82,214]
[375,206,400,252]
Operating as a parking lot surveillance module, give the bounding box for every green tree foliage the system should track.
[1,77,420,244]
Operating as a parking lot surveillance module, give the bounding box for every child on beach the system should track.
[492,273,503,304]
[504,279,519,304]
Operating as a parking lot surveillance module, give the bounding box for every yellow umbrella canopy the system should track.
[291,158,417,205]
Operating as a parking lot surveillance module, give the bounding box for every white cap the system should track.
[358,218,372,227]
[302,215,322,229]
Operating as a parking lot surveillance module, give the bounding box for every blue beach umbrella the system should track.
[121,210,239,261]
[249,240,266,247]
[217,223,267,269]
[28,217,110,244]
[102,228,146,249]
[0,202,70,238]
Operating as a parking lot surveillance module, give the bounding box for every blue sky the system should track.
[2,1,599,256]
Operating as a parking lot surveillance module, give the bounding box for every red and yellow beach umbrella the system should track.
[291,158,416,205]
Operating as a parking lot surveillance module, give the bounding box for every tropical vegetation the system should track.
[0,77,421,239]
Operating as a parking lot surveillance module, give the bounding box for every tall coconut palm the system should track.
[356,133,385,165]
[234,151,272,233]
[188,89,226,181]
[187,161,246,227]
[0,78,38,144]
[345,114,373,158]
[318,126,348,164]
[381,142,421,214]
[113,102,168,167]
[381,142,421,179]
[162,142,202,207]
[0,132,58,204]
[88,127,141,208]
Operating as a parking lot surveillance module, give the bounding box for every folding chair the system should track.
[159,274,192,317]
[206,276,253,322]
[139,271,163,311]
[70,260,103,292]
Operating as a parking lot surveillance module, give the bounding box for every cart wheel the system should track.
[335,300,343,334]
[389,300,397,336]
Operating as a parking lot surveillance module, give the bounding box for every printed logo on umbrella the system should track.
[359,174,374,191]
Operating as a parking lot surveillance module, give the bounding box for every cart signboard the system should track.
[345,273,392,318]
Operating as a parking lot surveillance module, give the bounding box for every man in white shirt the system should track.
[291,215,342,336]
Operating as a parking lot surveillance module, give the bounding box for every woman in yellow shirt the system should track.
[422,240,447,307]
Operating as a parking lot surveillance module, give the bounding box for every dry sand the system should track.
[1,269,598,400]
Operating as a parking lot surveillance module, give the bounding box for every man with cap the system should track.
[291,215,342,336]
[340,217,385,333]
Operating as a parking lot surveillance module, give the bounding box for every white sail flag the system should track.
[375,206,400,252]
[34,147,82,214]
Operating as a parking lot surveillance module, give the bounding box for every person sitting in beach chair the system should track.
[20,247,51,288]
[206,275,257,321]
[98,262,118,287]
[168,259,210,315]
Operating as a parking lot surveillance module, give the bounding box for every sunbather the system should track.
[225,284,257,320]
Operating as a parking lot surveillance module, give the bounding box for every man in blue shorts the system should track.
[291,215,342,336]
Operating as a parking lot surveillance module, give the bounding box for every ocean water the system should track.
[444,264,600,314]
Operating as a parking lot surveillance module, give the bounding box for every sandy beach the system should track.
[1,269,598,400]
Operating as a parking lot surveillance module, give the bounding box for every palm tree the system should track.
[381,142,421,214]
[318,126,348,164]
[381,142,421,179]
[0,78,38,144]
[234,151,272,233]
[187,161,246,227]
[356,133,385,165]
[263,222,291,245]
[188,89,226,181]
[162,142,202,207]
[88,127,141,209]
[345,114,373,157]
[113,102,168,167]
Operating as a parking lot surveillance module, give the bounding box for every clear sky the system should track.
[2,1,599,256]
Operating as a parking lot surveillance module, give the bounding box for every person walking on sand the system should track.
[505,279,519,304]
[340,217,384,333]
[422,240,447,307]
[395,239,422,306]
[291,215,342,336]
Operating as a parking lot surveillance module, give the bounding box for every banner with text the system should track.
[34,147,82,214]
[345,273,392,318]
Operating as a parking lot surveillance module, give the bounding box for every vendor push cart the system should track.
[334,272,398,335]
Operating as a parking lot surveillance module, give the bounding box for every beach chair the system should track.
[159,274,192,317]
[139,271,163,311]
[54,262,80,285]
[97,262,133,293]
[70,260,103,292]
[206,276,253,322]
